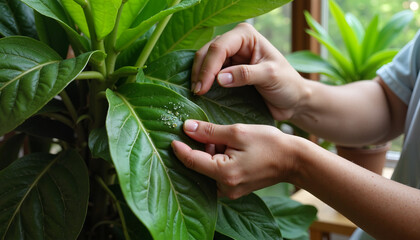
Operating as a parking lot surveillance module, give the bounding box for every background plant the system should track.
[0,0,317,239]
[287,0,414,85]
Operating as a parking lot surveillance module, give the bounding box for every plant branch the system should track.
[83,2,106,75]
[127,0,181,82]
[76,71,105,81]
[60,90,78,123]
[96,176,131,240]
[105,1,126,78]
[39,113,74,128]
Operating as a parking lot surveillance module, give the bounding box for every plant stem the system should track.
[96,176,131,240]
[76,71,105,81]
[127,0,181,82]
[105,1,126,79]
[40,113,74,129]
[60,90,78,123]
[83,2,106,76]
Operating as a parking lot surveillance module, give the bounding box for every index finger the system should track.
[171,140,219,180]
[191,24,252,95]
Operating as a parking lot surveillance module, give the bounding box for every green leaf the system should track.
[141,50,274,125]
[0,133,25,171]
[117,0,153,38]
[61,0,122,40]
[216,193,282,240]
[116,0,201,50]
[329,0,361,70]
[375,10,414,52]
[34,10,70,59]
[345,13,364,43]
[0,0,37,38]
[360,14,379,63]
[0,150,89,239]
[286,51,345,82]
[88,127,112,162]
[0,36,98,136]
[150,0,292,60]
[106,83,217,240]
[360,49,399,79]
[262,196,317,239]
[20,0,89,52]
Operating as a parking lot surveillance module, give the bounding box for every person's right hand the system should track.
[191,23,309,120]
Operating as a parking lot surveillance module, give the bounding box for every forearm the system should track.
[290,78,399,146]
[290,137,420,239]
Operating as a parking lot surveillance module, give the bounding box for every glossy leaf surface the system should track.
[0,0,37,38]
[150,0,292,60]
[216,194,282,240]
[0,150,89,239]
[20,0,89,51]
[61,0,122,40]
[88,127,112,162]
[106,83,217,240]
[116,0,201,50]
[0,36,98,135]
[141,51,274,125]
[263,196,317,239]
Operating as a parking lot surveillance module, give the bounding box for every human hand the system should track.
[191,23,308,120]
[171,120,298,199]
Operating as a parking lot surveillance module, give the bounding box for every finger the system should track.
[217,62,274,88]
[193,24,256,95]
[171,140,218,179]
[205,144,216,155]
[183,120,241,146]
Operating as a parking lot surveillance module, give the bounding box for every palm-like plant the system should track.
[287,0,414,85]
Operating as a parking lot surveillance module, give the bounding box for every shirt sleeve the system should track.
[377,30,420,105]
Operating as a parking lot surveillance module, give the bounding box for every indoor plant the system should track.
[286,0,413,174]
[0,0,317,239]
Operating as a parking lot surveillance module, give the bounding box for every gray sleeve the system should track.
[377,31,420,105]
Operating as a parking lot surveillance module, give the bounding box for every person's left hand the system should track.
[171,120,298,199]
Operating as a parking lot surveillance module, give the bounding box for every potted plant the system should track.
[286,0,413,174]
[0,0,319,239]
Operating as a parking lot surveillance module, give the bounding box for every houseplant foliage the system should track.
[286,0,414,85]
[0,0,318,239]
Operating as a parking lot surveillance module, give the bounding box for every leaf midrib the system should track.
[163,0,240,55]
[115,92,187,228]
[3,156,59,240]
[0,60,60,91]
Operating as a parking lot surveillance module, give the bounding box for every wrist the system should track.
[290,78,313,121]
[284,135,314,187]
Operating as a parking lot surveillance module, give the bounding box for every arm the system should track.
[192,23,406,146]
[171,121,420,239]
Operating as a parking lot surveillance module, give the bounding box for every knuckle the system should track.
[203,123,217,138]
[237,22,254,30]
[265,62,279,80]
[208,41,224,53]
[221,172,240,187]
[230,124,247,138]
[227,191,242,200]
[239,65,251,84]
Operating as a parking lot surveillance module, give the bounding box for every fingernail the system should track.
[184,120,198,132]
[218,73,233,85]
[191,82,196,92]
[193,82,202,94]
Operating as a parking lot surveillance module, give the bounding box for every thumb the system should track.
[217,63,273,87]
[183,120,238,146]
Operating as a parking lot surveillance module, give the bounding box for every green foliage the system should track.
[0,0,317,239]
[287,0,413,84]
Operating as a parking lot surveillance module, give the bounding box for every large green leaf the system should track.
[19,0,89,52]
[216,193,282,240]
[329,0,361,70]
[106,83,217,240]
[116,0,153,38]
[286,50,344,82]
[0,0,37,38]
[140,50,274,125]
[116,0,201,50]
[88,127,112,162]
[150,0,292,60]
[61,0,122,40]
[0,36,98,136]
[0,150,89,239]
[360,14,379,63]
[359,49,399,79]
[262,196,317,239]
[375,10,414,53]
